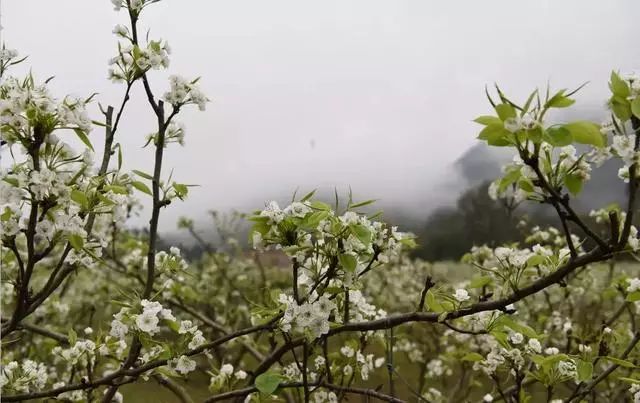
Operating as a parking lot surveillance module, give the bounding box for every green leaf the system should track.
[255,372,283,395]
[491,330,511,350]
[302,211,328,229]
[564,121,605,148]
[310,200,331,211]
[461,352,484,362]
[350,224,372,245]
[425,290,444,313]
[546,90,575,108]
[70,189,89,209]
[603,356,637,368]
[300,189,316,202]
[104,185,128,195]
[73,128,94,152]
[527,254,546,267]
[610,71,630,98]
[526,126,543,143]
[2,177,19,187]
[97,193,116,206]
[611,96,632,121]
[0,207,12,222]
[166,320,180,333]
[173,183,189,200]
[494,84,519,108]
[631,96,640,119]
[478,124,512,147]
[495,103,517,121]
[68,234,84,251]
[518,178,534,193]
[117,143,123,170]
[131,181,152,196]
[468,276,492,289]
[626,291,640,302]
[530,354,547,367]
[132,170,153,180]
[349,199,377,209]
[576,359,593,382]
[368,210,384,221]
[68,328,77,345]
[564,174,583,196]
[544,127,573,147]
[541,354,570,369]
[338,253,357,272]
[497,316,538,338]
[473,115,502,126]
[399,237,417,249]
[522,89,538,113]
[498,167,522,192]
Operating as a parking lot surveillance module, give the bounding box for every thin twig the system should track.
[204,381,406,402]
[153,374,194,403]
[568,331,640,401]
[417,276,435,311]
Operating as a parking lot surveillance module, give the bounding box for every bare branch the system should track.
[204,381,406,403]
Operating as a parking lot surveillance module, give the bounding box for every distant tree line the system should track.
[412,180,636,262]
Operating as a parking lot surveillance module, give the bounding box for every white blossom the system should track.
[453,289,470,302]
[171,355,197,375]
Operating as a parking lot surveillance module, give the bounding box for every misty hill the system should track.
[408,141,631,261]
[454,143,628,213]
[159,138,629,261]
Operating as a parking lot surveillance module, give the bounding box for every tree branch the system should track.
[153,374,194,403]
[619,116,640,247]
[204,381,406,403]
[568,331,640,401]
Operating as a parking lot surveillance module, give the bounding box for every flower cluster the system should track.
[453,288,470,302]
[480,72,640,211]
[52,339,96,367]
[170,355,197,375]
[0,360,48,393]
[312,389,338,403]
[135,299,176,335]
[111,0,151,14]
[462,238,570,294]
[162,121,186,145]
[162,75,208,111]
[0,75,92,145]
[109,299,175,339]
[57,96,92,133]
[278,293,336,339]
[630,384,640,403]
[314,344,385,382]
[178,320,206,350]
[108,40,171,82]
[156,246,189,274]
[208,363,247,392]
[0,45,19,67]
[503,112,538,133]
[252,199,413,286]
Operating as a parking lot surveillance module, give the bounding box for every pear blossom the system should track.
[453,289,470,302]
[171,355,197,375]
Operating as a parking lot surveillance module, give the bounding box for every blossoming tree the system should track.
[1,1,640,402]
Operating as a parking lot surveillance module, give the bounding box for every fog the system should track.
[3,0,640,231]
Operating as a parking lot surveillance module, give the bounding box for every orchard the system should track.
[1,1,640,402]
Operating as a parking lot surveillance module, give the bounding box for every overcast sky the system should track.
[3,0,640,231]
